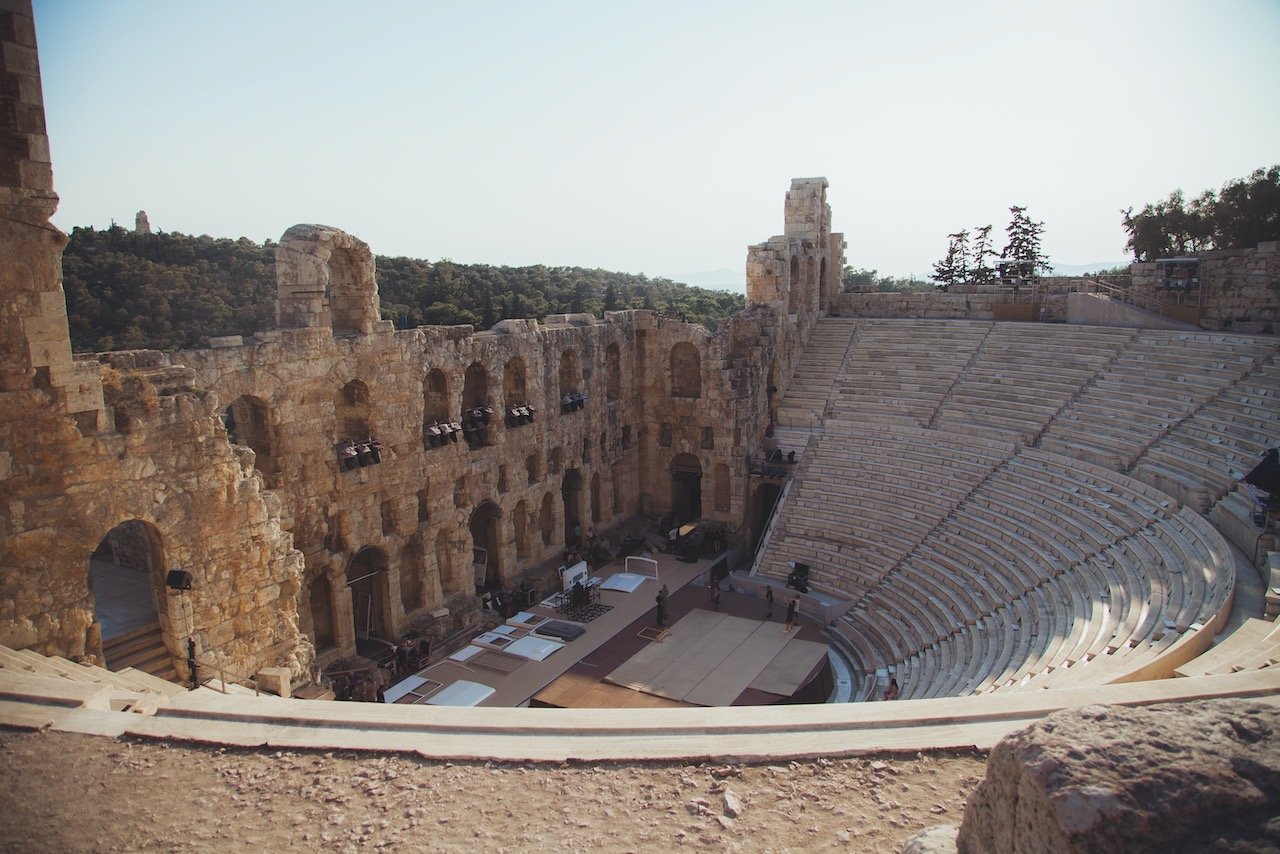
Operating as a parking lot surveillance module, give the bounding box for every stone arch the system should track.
[670,453,702,523]
[559,349,581,398]
[223,394,277,488]
[513,499,530,559]
[88,519,168,670]
[423,369,450,424]
[562,469,583,543]
[590,471,603,524]
[503,357,528,408]
[670,342,701,398]
[766,359,780,422]
[819,256,829,311]
[462,362,489,411]
[788,253,801,314]
[714,462,731,512]
[309,574,336,652]
[335,379,372,441]
[275,224,380,336]
[539,492,556,546]
[470,501,503,589]
[605,343,621,401]
[399,539,423,614]
[750,483,783,553]
[611,463,624,515]
[436,534,463,596]
[346,547,392,643]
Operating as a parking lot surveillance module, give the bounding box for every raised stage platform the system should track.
[388,553,832,709]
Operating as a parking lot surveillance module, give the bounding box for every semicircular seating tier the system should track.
[759,318,1280,700]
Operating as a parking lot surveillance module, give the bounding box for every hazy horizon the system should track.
[33,1,1280,281]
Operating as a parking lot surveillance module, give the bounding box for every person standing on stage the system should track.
[785,596,798,632]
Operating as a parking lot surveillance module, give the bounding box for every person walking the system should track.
[765,586,774,619]
[785,596,798,632]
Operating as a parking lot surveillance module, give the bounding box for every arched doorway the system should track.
[346,548,391,648]
[223,394,277,487]
[670,342,701,398]
[336,379,372,441]
[469,501,503,590]
[670,454,702,524]
[89,519,168,673]
[503,357,527,408]
[540,492,555,546]
[750,483,783,552]
[562,469,583,544]
[309,575,336,653]
[605,343,621,401]
[590,472,603,525]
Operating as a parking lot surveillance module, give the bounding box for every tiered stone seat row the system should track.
[1133,354,1280,506]
[931,324,1132,443]
[773,318,859,426]
[832,320,992,426]
[760,319,1268,701]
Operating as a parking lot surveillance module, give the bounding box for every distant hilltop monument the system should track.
[134,210,151,235]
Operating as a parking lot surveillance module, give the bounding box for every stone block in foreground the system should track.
[956,699,1280,854]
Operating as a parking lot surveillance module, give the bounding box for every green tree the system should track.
[1000,206,1050,276]
[969,224,996,287]
[931,230,970,292]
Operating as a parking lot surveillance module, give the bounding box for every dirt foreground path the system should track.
[0,728,985,852]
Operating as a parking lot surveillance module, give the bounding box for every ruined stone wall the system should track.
[0,3,309,682]
[177,227,809,662]
[1131,242,1280,334]
[834,290,1068,322]
[0,0,836,671]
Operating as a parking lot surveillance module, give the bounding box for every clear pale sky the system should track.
[32,0,1280,283]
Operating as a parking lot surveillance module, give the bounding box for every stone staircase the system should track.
[773,317,858,429]
[102,622,179,683]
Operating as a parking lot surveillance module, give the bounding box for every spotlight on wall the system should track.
[165,569,193,591]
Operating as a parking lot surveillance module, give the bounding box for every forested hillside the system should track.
[61,227,746,352]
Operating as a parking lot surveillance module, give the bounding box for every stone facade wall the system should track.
[1131,242,1280,334]
[0,0,840,675]
[833,290,1068,322]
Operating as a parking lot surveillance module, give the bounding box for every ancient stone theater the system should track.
[1,0,1278,775]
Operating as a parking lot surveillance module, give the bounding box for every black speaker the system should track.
[166,569,193,591]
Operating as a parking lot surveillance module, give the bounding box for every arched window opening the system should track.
[422,369,452,448]
[559,349,584,411]
[670,342,701,398]
[714,462,731,512]
[513,499,529,560]
[605,343,621,402]
[336,379,372,440]
[222,395,277,487]
[787,254,801,314]
[309,575,336,652]
[89,519,164,669]
[400,540,423,614]
[670,453,702,524]
[470,501,503,590]
[329,247,364,335]
[347,547,391,646]
[590,472,603,524]
[461,362,492,447]
[562,469,583,545]
[540,492,555,546]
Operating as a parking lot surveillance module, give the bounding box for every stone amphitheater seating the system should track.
[761,318,1276,701]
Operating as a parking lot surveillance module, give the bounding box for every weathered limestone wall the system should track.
[1066,292,1198,330]
[0,0,838,672]
[176,213,825,663]
[0,3,308,682]
[1131,241,1280,334]
[834,290,1068,322]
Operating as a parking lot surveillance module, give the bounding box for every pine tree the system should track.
[970,224,996,287]
[1000,206,1050,277]
[931,230,970,292]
